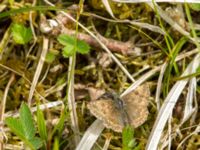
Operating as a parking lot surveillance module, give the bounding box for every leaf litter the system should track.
[0,1,200,150]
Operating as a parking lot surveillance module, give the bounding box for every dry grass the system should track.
[0,0,200,150]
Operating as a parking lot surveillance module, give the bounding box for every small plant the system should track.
[57,34,90,58]
[36,105,48,148]
[190,3,200,11]
[45,51,57,64]
[122,126,135,150]
[5,103,43,150]
[11,23,33,45]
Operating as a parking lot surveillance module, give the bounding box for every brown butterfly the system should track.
[87,84,150,132]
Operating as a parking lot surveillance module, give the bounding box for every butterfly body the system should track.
[98,92,130,126]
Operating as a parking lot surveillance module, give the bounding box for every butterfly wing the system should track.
[88,99,124,132]
[122,84,150,128]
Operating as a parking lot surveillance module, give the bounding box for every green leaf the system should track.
[36,105,47,141]
[189,4,200,11]
[57,34,76,57]
[53,137,59,150]
[30,137,43,150]
[122,126,135,150]
[5,103,44,150]
[5,118,37,150]
[45,52,56,63]
[11,23,32,44]
[76,40,90,54]
[57,34,75,46]
[62,45,75,58]
[5,117,26,140]
[19,102,36,140]
[57,34,90,57]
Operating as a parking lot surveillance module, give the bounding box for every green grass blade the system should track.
[122,126,135,150]
[152,0,174,52]
[53,137,59,150]
[129,25,168,56]
[185,3,200,50]
[0,6,65,19]
[51,109,67,138]
[163,37,188,96]
[36,105,48,142]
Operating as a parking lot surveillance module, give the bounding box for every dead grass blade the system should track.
[27,37,49,106]
[102,0,115,18]
[67,57,81,145]
[147,2,200,43]
[44,0,135,82]
[0,74,15,148]
[182,78,196,124]
[112,0,200,3]
[155,62,167,110]
[75,119,105,150]
[4,101,63,119]
[146,53,200,150]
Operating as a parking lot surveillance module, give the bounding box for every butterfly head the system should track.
[98,92,124,108]
[98,92,120,101]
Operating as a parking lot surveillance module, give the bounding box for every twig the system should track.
[0,73,15,150]
[43,0,135,82]
[40,13,134,55]
[61,28,133,55]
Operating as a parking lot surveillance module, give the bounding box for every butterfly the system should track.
[87,84,150,132]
